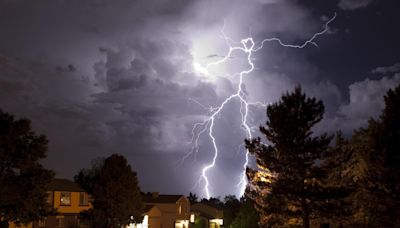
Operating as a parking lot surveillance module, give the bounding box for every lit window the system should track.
[60,192,71,206]
[179,205,182,214]
[175,220,189,228]
[190,214,195,223]
[210,219,223,225]
[79,192,89,206]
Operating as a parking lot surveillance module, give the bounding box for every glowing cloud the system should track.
[187,13,336,198]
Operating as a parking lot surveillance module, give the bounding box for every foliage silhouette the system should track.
[0,110,54,228]
[76,154,144,227]
[245,87,344,228]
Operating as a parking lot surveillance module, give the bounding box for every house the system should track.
[8,179,91,228]
[190,203,223,228]
[127,205,162,228]
[39,178,92,227]
[141,192,191,228]
[8,180,195,228]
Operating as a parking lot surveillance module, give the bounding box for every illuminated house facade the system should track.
[8,179,91,228]
[44,179,91,227]
[190,203,224,228]
[38,179,91,227]
[141,192,191,228]
[7,180,222,228]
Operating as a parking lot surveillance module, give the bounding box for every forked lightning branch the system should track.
[186,14,336,199]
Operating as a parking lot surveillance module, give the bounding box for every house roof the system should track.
[193,211,214,220]
[47,179,84,192]
[142,193,184,204]
[191,203,224,219]
[144,205,155,212]
[143,205,162,217]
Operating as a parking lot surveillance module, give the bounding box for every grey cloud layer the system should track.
[338,0,374,10]
[318,65,400,135]
[0,0,392,196]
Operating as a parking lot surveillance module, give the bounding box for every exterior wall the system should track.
[126,206,162,228]
[28,190,91,228]
[8,222,32,228]
[147,207,162,228]
[52,191,91,213]
[175,197,190,221]
[7,181,92,228]
[148,217,161,228]
[191,203,224,228]
[32,215,82,228]
[190,204,223,219]
[47,191,91,228]
[144,196,190,228]
[156,207,175,228]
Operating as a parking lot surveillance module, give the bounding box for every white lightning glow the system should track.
[193,62,210,76]
[188,14,336,198]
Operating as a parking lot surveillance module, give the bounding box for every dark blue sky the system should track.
[303,0,400,88]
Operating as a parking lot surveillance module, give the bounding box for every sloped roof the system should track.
[47,179,84,192]
[191,203,223,219]
[143,205,162,217]
[144,205,155,212]
[142,193,184,204]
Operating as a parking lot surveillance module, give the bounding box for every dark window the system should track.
[48,192,54,206]
[79,192,89,206]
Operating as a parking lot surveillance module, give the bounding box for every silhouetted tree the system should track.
[74,157,104,195]
[222,195,241,226]
[378,84,400,224]
[188,192,198,204]
[0,110,54,228]
[200,197,223,209]
[78,154,144,228]
[336,120,383,227]
[245,87,339,228]
[230,197,259,228]
[341,84,400,226]
[321,133,356,226]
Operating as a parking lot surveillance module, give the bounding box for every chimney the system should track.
[151,192,159,199]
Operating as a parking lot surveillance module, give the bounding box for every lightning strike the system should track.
[188,13,336,198]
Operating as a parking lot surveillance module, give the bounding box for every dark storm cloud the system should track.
[317,65,400,135]
[0,0,221,194]
[1,0,399,197]
[372,63,400,75]
[338,0,374,10]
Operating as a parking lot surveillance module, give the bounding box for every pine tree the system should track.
[245,87,335,228]
[379,85,400,223]
[343,84,400,226]
[322,133,358,226]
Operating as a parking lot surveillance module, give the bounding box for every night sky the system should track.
[1,0,400,198]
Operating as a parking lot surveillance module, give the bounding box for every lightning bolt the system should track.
[187,13,336,198]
